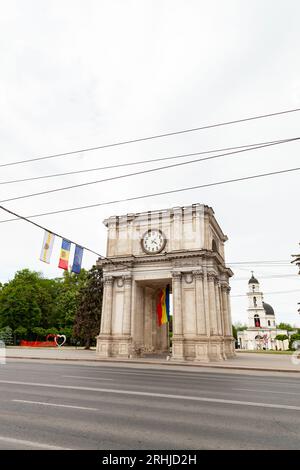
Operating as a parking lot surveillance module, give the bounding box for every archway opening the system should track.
[133,279,173,358]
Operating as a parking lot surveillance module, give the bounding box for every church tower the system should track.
[247,272,265,328]
[247,272,275,328]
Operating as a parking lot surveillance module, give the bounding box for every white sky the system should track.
[0,0,299,326]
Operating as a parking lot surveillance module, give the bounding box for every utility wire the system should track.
[228,260,291,265]
[0,204,103,260]
[1,138,298,205]
[232,289,300,297]
[1,107,300,168]
[0,164,300,224]
[232,274,299,281]
[0,137,292,186]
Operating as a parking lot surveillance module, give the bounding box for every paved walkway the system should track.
[4,347,300,373]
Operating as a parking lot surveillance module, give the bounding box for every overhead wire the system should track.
[0,136,294,186]
[1,106,300,168]
[1,164,300,223]
[0,137,299,205]
[0,204,104,262]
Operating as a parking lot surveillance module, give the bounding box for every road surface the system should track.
[0,360,299,449]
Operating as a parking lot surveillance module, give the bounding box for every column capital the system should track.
[193,270,204,280]
[103,275,114,286]
[172,271,182,280]
[220,281,229,291]
[123,274,133,286]
[207,271,217,281]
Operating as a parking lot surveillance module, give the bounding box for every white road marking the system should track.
[12,399,98,411]
[1,379,300,411]
[0,435,70,450]
[234,388,300,395]
[64,375,113,381]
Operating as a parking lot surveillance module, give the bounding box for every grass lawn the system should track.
[236,349,293,355]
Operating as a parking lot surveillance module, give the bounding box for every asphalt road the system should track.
[0,360,300,450]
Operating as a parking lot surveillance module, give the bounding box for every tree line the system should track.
[0,267,103,349]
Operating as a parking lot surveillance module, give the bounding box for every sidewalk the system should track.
[4,346,300,373]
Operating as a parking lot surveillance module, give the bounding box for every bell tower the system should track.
[247,272,265,328]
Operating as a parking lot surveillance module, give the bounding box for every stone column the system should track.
[193,270,206,335]
[144,287,153,351]
[203,270,211,337]
[172,272,184,359]
[221,283,235,357]
[122,275,132,335]
[214,279,223,336]
[193,269,210,362]
[226,286,233,334]
[207,272,218,336]
[101,276,114,335]
[221,282,230,336]
[96,275,114,357]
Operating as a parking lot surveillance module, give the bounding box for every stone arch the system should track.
[96,204,234,362]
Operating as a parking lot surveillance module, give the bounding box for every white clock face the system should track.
[142,229,166,254]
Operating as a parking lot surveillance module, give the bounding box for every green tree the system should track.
[73,266,103,349]
[54,270,88,332]
[0,270,52,339]
[289,334,300,350]
[277,322,294,331]
[0,326,13,345]
[275,334,288,341]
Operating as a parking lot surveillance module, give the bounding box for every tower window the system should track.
[253,296,257,307]
[254,314,260,328]
[268,320,270,326]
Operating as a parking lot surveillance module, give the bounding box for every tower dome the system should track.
[248,272,259,284]
[263,302,275,316]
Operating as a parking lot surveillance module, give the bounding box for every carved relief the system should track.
[184,273,194,284]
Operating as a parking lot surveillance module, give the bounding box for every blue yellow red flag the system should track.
[58,239,71,270]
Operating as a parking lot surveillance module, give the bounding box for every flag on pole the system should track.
[157,285,170,326]
[40,230,55,264]
[58,239,71,270]
[71,245,84,274]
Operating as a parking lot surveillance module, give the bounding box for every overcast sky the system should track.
[0,0,299,326]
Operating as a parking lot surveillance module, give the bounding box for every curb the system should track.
[5,355,300,374]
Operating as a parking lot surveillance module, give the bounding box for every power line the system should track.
[232,274,299,281]
[0,137,293,186]
[0,163,300,224]
[0,204,103,260]
[1,106,300,168]
[1,138,298,205]
[228,260,291,265]
[232,289,299,297]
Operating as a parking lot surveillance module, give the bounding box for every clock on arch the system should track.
[141,229,166,254]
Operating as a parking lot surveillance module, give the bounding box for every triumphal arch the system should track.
[96,204,235,362]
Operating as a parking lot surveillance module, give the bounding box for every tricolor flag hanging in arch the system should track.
[40,230,55,264]
[157,285,170,326]
[58,239,71,270]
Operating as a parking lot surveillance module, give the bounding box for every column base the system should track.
[96,335,132,358]
[171,336,233,362]
[171,336,185,361]
[224,336,236,358]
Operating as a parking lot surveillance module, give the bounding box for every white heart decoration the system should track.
[55,335,66,347]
